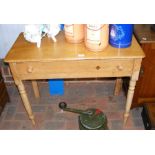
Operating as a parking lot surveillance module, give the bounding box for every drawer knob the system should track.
[27,66,33,73]
[117,65,123,71]
[96,66,101,70]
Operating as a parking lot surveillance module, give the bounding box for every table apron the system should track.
[12,59,134,80]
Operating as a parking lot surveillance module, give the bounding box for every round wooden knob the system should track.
[117,65,123,71]
[27,66,33,73]
[96,66,101,70]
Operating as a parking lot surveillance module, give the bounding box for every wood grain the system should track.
[4,31,145,125]
[5,32,144,63]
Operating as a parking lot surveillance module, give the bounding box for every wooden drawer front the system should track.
[14,59,134,80]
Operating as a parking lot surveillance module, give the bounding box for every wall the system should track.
[0,24,25,59]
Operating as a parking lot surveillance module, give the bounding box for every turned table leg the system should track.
[123,59,142,125]
[32,80,40,98]
[124,77,137,125]
[16,80,35,125]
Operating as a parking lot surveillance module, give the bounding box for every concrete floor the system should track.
[0,80,145,130]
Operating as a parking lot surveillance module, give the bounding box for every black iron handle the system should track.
[59,102,93,115]
[59,102,67,109]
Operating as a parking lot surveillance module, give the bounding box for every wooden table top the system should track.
[5,31,145,63]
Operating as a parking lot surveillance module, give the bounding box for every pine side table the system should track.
[4,32,145,125]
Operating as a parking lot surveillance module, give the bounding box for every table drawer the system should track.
[13,59,134,79]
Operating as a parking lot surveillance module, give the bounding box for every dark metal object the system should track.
[151,24,155,32]
[59,102,108,130]
[141,103,155,130]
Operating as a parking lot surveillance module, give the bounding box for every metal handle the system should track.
[59,102,93,115]
[59,102,67,109]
